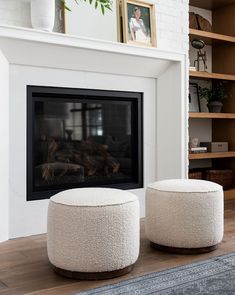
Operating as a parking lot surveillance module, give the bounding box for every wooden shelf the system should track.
[189,112,235,119]
[224,188,235,199]
[189,29,235,45]
[189,71,235,81]
[189,151,235,160]
[190,0,235,10]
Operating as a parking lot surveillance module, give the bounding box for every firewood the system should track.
[40,136,121,182]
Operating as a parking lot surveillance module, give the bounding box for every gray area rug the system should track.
[74,252,235,294]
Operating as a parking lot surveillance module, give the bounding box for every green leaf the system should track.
[60,0,112,14]
[101,3,104,14]
[60,0,71,11]
[64,4,72,11]
[65,5,71,11]
[105,4,112,10]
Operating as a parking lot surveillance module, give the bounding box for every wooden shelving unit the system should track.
[189,71,235,81]
[189,151,235,160]
[189,0,235,199]
[189,112,235,119]
[189,29,235,45]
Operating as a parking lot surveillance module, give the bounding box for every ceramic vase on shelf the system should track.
[31,0,55,32]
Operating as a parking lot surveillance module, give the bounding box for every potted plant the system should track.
[61,0,112,14]
[198,82,229,113]
[31,0,112,32]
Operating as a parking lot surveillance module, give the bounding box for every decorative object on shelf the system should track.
[189,12,212,32]
[189,12,198,30]
[31,0,55,32]
[189,170,203,179]
[196,14,212,32]
[189,137,199,148]
[191,39,207,72]
[189,83,200,112]
[189,138,208,153]
[189,66,196,72]
[55,0,66,33]
[200,142,228,153]
[199,82,229,113]
[189,147,207,154]
[205,169,234,190]
[30,0,65,33]
[118,0,156,47]
[62,0,112,14]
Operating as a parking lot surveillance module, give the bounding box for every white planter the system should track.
[31,0,55,32]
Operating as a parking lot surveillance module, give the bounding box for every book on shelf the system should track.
[189,147,207,154]
[189,66,196,72]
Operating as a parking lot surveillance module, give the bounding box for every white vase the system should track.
[31,0,55,32]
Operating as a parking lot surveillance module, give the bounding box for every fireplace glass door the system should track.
[27,86,143,200]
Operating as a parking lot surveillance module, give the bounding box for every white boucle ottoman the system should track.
[145,179,224,254]
[47,187,139,280]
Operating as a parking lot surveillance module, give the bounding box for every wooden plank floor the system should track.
[0,199,235,295]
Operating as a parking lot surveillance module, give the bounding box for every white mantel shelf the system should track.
[0,25,186,78]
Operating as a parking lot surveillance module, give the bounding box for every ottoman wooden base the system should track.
[150,242,218,255]
[52,264,135,280]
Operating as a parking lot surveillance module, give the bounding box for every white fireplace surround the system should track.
[0,25,188,242]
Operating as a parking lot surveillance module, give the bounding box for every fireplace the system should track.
[27,86,143,200]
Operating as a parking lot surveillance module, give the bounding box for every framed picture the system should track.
[119,0,157,47]
[189,83,201,112]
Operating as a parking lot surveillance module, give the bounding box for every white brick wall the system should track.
[0,0,189,53]
[0,0,31,28]
[156,0,189,53]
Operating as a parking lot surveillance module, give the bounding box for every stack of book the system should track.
[189,66,196,71]
[189,147,207,154]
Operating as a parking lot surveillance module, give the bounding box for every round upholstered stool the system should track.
[145,179,224,254]
[47,188,139,280]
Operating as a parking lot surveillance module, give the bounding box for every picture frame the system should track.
[189,83,201,112]
[118,0,157,47]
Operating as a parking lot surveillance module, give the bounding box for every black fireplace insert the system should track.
[27,86,143,201]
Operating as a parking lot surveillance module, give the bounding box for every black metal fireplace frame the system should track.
[27,85,143,201]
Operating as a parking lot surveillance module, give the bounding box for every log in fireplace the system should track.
[27,86,143,200]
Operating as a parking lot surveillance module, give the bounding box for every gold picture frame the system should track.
[118,0,157,47]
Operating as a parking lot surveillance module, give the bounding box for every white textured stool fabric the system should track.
[146,179,224,249]
[47,188,140,273]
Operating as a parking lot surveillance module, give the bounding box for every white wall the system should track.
[0,0,189,53]
[157,61,188,179]
[0,0,31,28]
[156,0,189,53]
[0,51,9,242]
[65,0,117,41]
